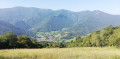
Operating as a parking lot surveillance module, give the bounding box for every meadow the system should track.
[0,47,120,59]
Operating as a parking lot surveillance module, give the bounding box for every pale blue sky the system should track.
[0,0,120,14]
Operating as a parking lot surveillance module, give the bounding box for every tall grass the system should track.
[0,47,120,59]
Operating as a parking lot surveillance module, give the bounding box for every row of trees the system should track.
[0,32,65,49]
[2,25,119,49]
[0,31,37,49]
[68,25,120,47]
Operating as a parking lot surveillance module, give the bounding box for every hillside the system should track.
[0,20,25,35]
[0,7,120,41]
[69,25,120,47]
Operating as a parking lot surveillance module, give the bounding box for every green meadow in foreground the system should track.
[0,47,120,59]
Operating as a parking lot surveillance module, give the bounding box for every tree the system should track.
[59,43,65,48]
[17,35,35,48]
[74,36,82,47]
[4,31,18,48]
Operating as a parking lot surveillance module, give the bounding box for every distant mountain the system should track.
[0,20,25,35]
[14,20,31,30]
[34,14,73,32]
[0,7,120,38]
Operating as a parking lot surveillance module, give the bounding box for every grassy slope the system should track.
[0,47,120,59]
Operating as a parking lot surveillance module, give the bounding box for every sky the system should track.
[0,0,120,15]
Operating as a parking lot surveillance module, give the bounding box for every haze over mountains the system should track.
[0,7,120,40]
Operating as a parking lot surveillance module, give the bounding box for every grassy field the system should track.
[0,47,120,59]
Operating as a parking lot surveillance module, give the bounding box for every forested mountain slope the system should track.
[69,25,120,47]
[0,20,25,35]
[0,7,120,41]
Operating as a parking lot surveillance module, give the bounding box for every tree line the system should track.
[68,25,120,47]
[0,31,65,49]
[1,25,120,49]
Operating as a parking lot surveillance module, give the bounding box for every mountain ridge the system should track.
[0,7,120,41]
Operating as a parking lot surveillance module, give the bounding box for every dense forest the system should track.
[68,25,120,47]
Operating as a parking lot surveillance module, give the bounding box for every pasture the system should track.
[0,47,120,59]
